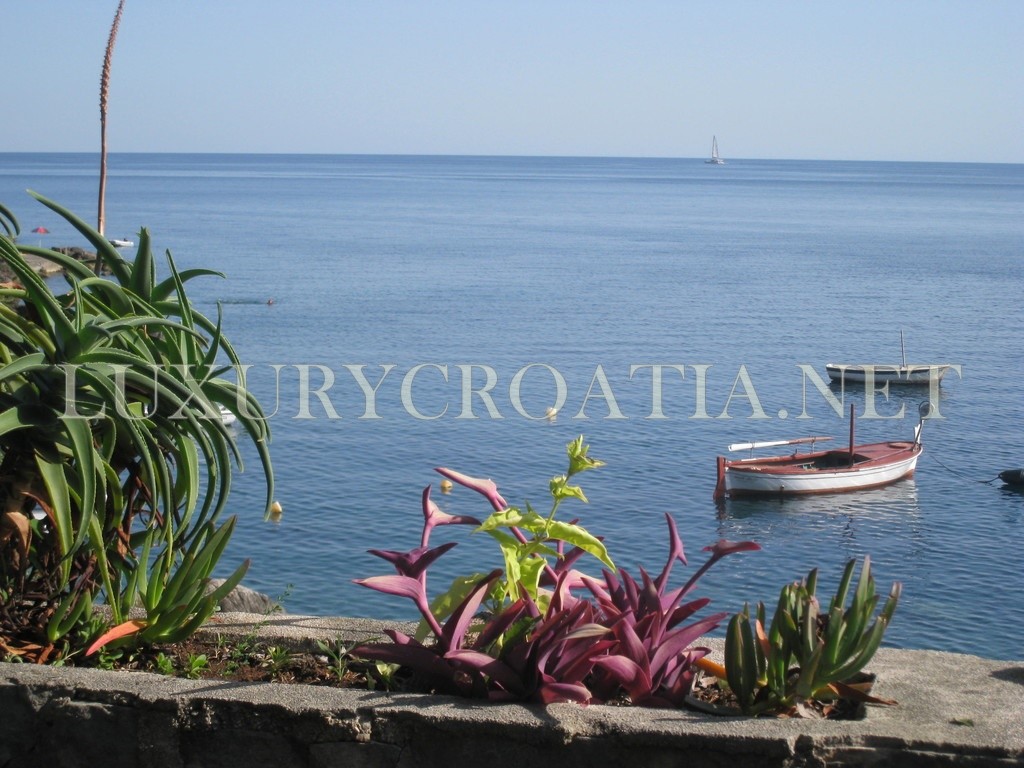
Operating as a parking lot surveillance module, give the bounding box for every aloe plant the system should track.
[722,557,900,715]
[0,194,273,662]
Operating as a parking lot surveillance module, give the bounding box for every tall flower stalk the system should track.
[97,0,125,270]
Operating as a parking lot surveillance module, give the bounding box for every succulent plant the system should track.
[723,556,900,715]
[0,194,273,662]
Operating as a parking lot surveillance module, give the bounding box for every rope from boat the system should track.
[929,453,1005,485]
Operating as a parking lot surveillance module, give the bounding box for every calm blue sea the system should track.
[2,153,1023,660]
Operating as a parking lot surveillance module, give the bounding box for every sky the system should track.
[4,1,1023,163]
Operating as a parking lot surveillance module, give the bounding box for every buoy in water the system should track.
[268,500,283,522]
[440,479,453,494]
[999,468,1024,487]
[545,406,558,422]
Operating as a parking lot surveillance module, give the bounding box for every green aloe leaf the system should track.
[28,191,131,284]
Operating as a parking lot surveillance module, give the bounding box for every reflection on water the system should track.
[718,478,921,524]
[714,479,924,556]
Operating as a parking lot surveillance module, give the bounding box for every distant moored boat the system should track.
[826,331,952,387]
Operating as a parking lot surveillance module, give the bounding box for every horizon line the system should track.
[1,150,1020,167]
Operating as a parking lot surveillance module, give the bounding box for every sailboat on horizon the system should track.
[705,135,725,165]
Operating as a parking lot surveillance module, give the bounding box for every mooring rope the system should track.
[929,453,1007,485]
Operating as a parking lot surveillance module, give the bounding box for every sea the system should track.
[2,153,1022,661]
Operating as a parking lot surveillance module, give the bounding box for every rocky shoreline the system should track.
[2,247,99,282]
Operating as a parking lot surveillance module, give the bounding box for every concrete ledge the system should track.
[1,614,1021,767]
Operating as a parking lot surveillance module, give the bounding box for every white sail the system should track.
[706,136,725,165]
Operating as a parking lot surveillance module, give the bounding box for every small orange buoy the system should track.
[440,479,453,494]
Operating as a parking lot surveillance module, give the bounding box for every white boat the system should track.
[705,136,725,165]
[825,363,952,386]
[109,238,134,248]
[713,403,929,500]
[826,331,951,387]
[217,405,237,425]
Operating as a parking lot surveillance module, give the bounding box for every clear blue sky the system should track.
[6,1,1023,162]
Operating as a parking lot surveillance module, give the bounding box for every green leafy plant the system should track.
[315,637,354,682]
[0,195,273,663]
[182,653,209,680]
[154,651,176,676]
[721,557,900,716]
[366,661,401,691]
[261,645,292,675]
[425,436,612,625]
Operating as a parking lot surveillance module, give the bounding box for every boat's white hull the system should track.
[826,363,950,386]
[218,405,237,425]
[724,451,920,496]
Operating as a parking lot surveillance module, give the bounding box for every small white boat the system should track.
[109,238,134,248]
[705,136,725,165]
[825,363,952,386]
[713,403,929,500]
[217,405,237,425]
[826,331,952,387]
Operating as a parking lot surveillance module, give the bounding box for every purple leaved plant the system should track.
[583,515,762,706]
[352,438,761,707]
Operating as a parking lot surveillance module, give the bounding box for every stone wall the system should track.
[1,615,1021,768]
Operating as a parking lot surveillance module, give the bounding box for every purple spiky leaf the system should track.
[446,649,526,696]
[610,617,650,671]
[474,598,530,650]
[551,637,616,683]
[592,654,654,702]
[353,574,424,602]
[351,638,455,682]
[648,613,725,682]
[440,568,502,652]
[666,597,712,628]
[654,513,688,592]
[535,679,593,705]
[678,538,762,598]
[434,467,508,512]
[421,486,481,545]
[367,542,458,579]
[353,575,441,637]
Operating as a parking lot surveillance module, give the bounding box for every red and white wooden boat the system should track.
[713,404,929,501]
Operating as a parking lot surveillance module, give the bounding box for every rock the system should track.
[206,579,283,615]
